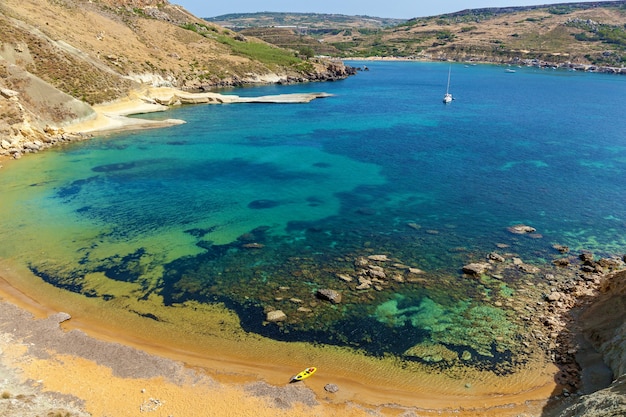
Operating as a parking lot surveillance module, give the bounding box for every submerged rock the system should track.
[488,252,505,262]
[553,244,570,253]
[316,289,342,304]
[266,310,287,322]
[507,224,536,234]
[404,343,458,363]
[336,273,353,282]
[462,262,491,277]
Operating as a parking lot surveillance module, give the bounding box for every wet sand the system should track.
[0,90,563,416]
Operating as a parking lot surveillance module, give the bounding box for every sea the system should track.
[1,61,625,378]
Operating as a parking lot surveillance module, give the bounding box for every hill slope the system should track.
[0,0,353,158]
[213,3,626,67]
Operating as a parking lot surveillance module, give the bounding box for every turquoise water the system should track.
[1,62,625,367]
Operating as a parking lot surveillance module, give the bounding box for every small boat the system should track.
[289,367,317,383]
[505,68,516,73]
[443,64,453,103]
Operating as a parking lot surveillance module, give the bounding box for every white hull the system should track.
[443,65,453,103]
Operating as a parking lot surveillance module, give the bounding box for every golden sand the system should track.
[0,258,561,417]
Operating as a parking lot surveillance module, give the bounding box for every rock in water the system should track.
[266,310,287,322]
[507,224,536,234]
[462,262,491,277]
[316,289,342,304]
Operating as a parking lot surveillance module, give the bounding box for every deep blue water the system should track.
[1,61,625,365]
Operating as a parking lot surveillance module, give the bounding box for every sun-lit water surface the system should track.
[1,62,625,377]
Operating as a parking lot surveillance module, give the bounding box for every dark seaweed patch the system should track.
[248,199,279,209]
[92,159,166,173]
[312,162,331,168]
[29,265,84,294]
[184,226,218,238]
[95,248,148,283]
[56,176,100,198]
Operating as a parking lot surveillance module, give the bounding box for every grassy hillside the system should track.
[213,2,626,66]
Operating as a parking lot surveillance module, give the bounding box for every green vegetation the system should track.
[299,46,315,59]
[568,21,626,47]
[548,6,575,15]
[180,23,304,69]
[180,22,219,35]
[211,5,626,66]
[215,34,301,67]
[436,30,455,41]
[566,19,626,66]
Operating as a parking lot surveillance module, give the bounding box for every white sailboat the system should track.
[443,65,453,104]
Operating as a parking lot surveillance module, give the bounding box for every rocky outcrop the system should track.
[550,270,626,417]
[507,224,537,234]
[554,376,626,417]
[579,270,626,378]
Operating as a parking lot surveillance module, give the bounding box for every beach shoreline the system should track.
[0,86,333,164]
[0,86,617,417]
[0,254,570,417]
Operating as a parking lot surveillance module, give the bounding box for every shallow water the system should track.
[1,62,625,373]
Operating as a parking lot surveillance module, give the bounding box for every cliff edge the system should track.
[553,270,626,417]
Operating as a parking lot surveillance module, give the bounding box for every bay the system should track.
[1,61,625,373]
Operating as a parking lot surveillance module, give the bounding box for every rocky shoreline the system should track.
[247,221,626,415]
[0,87,334,162]
[353,56,626,75]
[0,205,624,417]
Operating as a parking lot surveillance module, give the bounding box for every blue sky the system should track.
[172,1,619,19]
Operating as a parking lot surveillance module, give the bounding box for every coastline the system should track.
[0,86,333,163]
[62,87,333,135]
[0,258,562,417]
[1,85,623,416]
[344,56,626,74]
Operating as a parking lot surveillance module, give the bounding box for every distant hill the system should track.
[205,12,406,30]
[204,13,406,58]
[209,2,626,67]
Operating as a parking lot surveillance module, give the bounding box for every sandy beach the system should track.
[0,259,561,417]
[0,89,567,417]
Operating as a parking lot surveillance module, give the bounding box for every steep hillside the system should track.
[0,0,353,159]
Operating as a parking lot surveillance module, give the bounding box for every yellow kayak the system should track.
[289,367,317,383]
